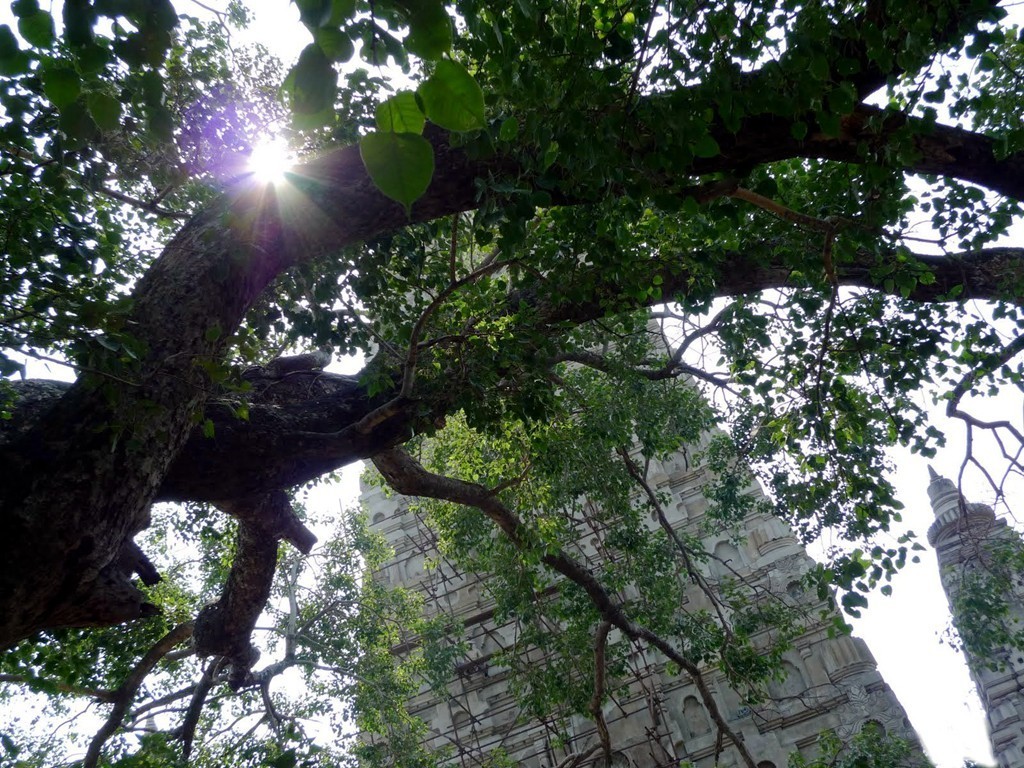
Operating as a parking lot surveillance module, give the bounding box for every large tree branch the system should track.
[3,247,1023,510]
[192,490,314,690]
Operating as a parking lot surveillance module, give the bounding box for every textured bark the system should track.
[190,490,317,688]
[1,92,1023,647]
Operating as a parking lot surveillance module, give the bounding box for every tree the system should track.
[1,0,1022,765]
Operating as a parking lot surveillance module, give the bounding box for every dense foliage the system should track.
[2,0,1024,765]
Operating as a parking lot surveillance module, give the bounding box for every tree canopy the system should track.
[1,0,1024,765]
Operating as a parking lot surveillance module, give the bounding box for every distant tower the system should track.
[927,468,1024,767]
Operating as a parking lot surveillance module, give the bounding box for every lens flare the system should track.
[247,139,292,184]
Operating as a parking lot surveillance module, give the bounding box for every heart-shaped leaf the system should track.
[375,91,425,134]
[691,133,721,158]
[314,27,354,62]
[286,43,337,116]
[296,0,332,28]
[417,59,484,132]
[403,0,451,61]
[359,131,435,214]
[87,92,121,130]
[18,11,55,48]
[43,68,81,108]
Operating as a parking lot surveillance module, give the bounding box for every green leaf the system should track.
[328,0,356,25]
[691,133,720,158]
[0,25,19,59]
[499,116,518,142]
[87,92,121,131]
[809,53,829,81]
[76,41,110,74]
[314,27,354,62]
[58,99,98,143]
[43,68,82,108]
[18,11,55,48]
[11,0,39,18]
[63,0,96,47]
[296,0,332,28]
[0,25,28,74]
[840,591,869,617]
[402,0,451,61]
[828,83,855,116]
[0,49,30,75]
[375,91,425,134]
[417,60,485,132]
[147,105,174,143]
[286,43,337,116]
[542,140,558,170]
[359,131,435,213]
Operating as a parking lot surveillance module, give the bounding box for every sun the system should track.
[247,139,293,184]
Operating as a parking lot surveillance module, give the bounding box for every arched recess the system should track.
[682,695,711,738]
[768,660,807,700]
[710,540,743,579]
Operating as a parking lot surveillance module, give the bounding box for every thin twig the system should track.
[0,674,115,702]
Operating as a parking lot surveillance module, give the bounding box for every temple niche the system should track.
[360,442,925,767]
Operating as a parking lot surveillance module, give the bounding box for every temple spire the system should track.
[926,469,1024,767]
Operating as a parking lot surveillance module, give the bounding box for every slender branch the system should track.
[0,673,115,702]
[946,333,1024,497]
[730,187,847,235]
[260,679,282,738]
[401,258,517,398]
[551,348,735,391]
[616,448,734,635]
[588,620,613,768]
[285,559,301,661]
[371,447,758,768]
[556,743,602,768]
[83,621,194,768]
[181,657,225,762]
[96,184,189,220]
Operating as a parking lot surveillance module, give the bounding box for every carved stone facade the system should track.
[362,446,922,766]
[927,469,1024,768]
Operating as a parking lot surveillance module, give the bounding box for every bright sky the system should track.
[3,1,1020,765]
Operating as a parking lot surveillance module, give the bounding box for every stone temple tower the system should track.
[927,468,1024,767]
[362,443,924,767]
